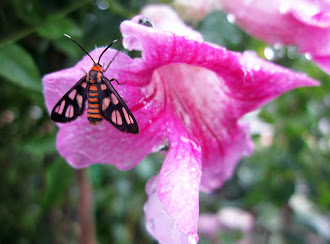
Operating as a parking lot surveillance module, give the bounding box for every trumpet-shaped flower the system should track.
[43,5,318,244]
[220,0,330,74]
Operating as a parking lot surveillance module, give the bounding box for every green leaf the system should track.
[53,38,83,59]
[42,159,74,211]
[198,10,245,50]
[12,0,42,25]
[37,17,82,40]
[21,132,57,158]
[0,44,41,91]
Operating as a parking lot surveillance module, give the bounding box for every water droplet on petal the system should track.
[154,141,169,152]
[138,16,154,28]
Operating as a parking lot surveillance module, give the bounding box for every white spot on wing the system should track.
[76,94,83,108]
[122,107,131,124]
[101,84,107,90]
[70,105,74,117]
[69,89,77,100]
[102,97,110,110]
[110,93,119,105]
[116,110,123,125]
[58,100,65,114]
[111,110,116,124]
[65,105,74,118]
[81,82,87,88]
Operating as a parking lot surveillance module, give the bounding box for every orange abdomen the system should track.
[87,84,103,125]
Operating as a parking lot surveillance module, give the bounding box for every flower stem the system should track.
[77,169,96,244]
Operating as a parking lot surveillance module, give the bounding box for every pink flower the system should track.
[43,5,318,244]
[220,0,330,74]
[198,207,254,243]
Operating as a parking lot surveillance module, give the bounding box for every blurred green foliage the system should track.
[0,0,329,243]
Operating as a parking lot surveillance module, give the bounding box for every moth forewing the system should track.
[98,76,139,134]
[51,76,88,122]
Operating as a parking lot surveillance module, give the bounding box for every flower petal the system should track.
[220,0,330,74]
[145,121,201,243]
[144,176,199,244]
[158,125,201,235]
[43,48,168,168]
[121,14,318,191]
[43,6,322,244]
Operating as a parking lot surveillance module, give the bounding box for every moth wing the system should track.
[98,77,139,134]
[51,76,88,123]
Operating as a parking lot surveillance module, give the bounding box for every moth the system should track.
[51,34,139,134]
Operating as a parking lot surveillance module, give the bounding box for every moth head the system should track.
[91,63,102,72]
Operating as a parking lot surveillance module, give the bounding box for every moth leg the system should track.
[109,78,126,85]
[80,68,87,74]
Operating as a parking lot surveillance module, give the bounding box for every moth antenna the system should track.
[64,34,96,64]
[97,39,118,65]
[103,50,120,72]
